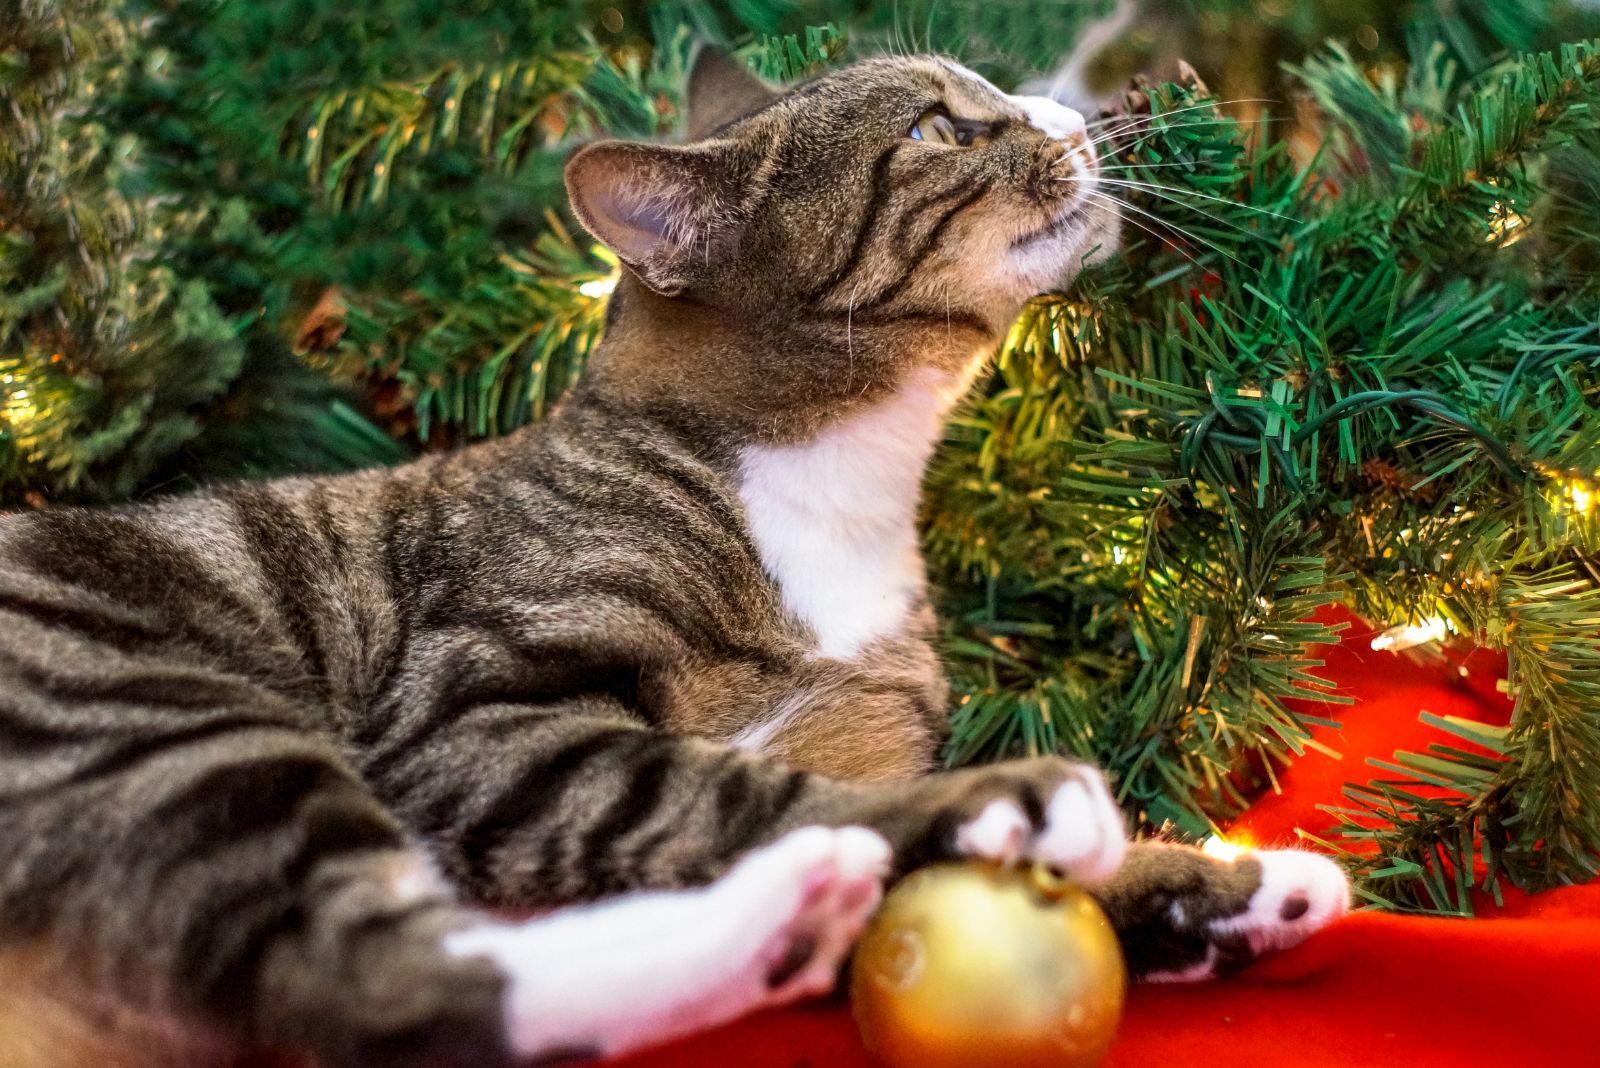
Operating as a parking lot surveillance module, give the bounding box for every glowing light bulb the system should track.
[578,274,618,299]
[1487,201,1528,246]
[1370,616,1451,652]
[1201,833,1253,862]
[1,386,40,430]
[1567,479,1595,516]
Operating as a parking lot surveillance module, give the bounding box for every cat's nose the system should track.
[1009,94,1089,146]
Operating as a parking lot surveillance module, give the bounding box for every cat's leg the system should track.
[1090,839,1351,982]
[376,702,1128,908]
[387,705,1346,985]
[0,698,890,1068]
[446,824,890,1061]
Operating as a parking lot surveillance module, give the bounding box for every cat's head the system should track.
[564,50,1118,434]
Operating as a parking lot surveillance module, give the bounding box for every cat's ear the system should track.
[685,46,775,141]
[564,140,743,295]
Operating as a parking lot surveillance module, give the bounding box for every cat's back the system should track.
[380,398,796,679]
[0,401,794,722]
[0,466,406,710]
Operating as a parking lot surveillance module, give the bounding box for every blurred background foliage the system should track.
[4,0,1599,913]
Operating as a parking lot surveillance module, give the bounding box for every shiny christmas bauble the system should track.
[850,861,1125,1068]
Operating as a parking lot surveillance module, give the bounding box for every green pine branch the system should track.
[1,0,246,503]
[304,21,847,448]
[1387,39,1600,261]
[327,215,614,443]
[926,35,1600,909]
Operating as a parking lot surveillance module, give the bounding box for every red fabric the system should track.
[622,608,1600,1068]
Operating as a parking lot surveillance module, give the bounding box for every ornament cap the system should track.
[1028,861,1074,900]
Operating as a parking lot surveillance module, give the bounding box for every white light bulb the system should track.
[1370,617,1450,652]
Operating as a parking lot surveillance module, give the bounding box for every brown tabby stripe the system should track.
[802,143,903,303]
[890,176,987,248]
[223,485,335,698]
[575,747,677,893]
[864,180,994,308]
[453,726,644,891]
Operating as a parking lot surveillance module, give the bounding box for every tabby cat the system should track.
[0,49,1348,1068]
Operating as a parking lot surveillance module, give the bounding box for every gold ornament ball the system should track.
[850,861,1125,1068]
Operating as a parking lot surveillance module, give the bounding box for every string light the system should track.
[2,373,39,429]
[1370,616,1451,652]
[1484,178,1528,247]
[1201,831,1254,862]
[1487,200,1528,246]
[578,273,618,299]
[1563,477,1595,517]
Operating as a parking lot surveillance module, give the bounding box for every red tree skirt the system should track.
[621,609,1600,1068]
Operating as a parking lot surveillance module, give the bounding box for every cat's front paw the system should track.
[1112,843,1350,983]
[1206,848,1350,956]
[931,757,1128,886]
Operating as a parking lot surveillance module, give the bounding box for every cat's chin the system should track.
[1046,220,1122,295]
[995,200,1121,301]
[1081,214,1123,266]
[1001,233,1118,302]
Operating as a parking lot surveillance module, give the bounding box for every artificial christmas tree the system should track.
[0,0,407,504]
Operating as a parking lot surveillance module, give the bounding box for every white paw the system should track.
[1208,849,1350,954]
[954,771,1128,886]
[955,798,1031,861]
[446,825,890,1061]
[701,824,890,1005]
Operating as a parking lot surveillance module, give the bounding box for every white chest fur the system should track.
[737,369,966,660]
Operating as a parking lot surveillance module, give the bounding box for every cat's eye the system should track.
[910,110,961,146]
[909,110,992,148]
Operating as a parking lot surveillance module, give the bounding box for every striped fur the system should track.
[0,53,1345,1067]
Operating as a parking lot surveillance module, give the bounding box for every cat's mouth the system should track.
[1017,133,1101,251]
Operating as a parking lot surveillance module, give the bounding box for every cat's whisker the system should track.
[1086,117,1235,153]
[846,284,859,388]
[1084,98,1275,144]
[1099,161,1213,171]
[1075,181,1260,254]
[1083,98,1275,134]
[1085,175,1297,224]
[1086,109,1232,147]
[918,5,941,57]
[1077,186,1245,268]
[1076,188,1214,272]
[1058,175,1291,236]
[1084,113,1288,159]
[1084,122,1271,162]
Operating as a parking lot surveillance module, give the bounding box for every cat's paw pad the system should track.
[724,825,891,1001]
[954,766,1127,886]
[1208,849,1350,954]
